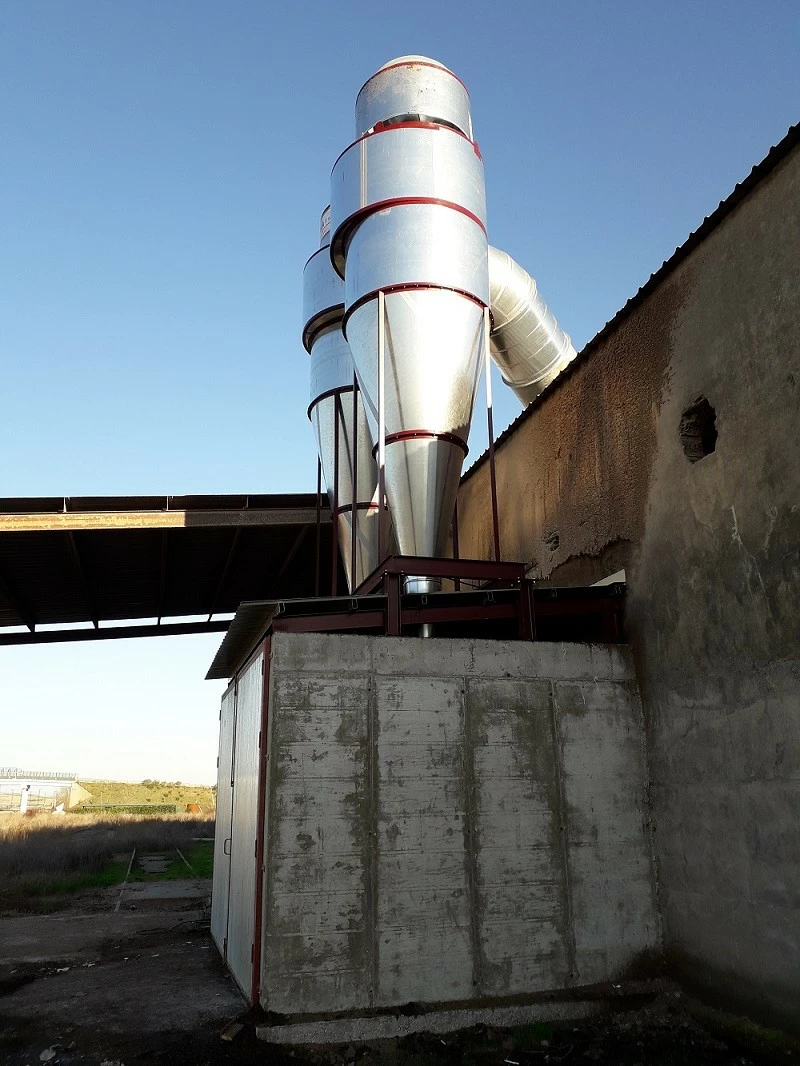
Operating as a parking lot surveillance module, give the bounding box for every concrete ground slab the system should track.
[1,936,244,1036]
[137,853,170,874]
[123,878,210,901]
[0,908,206,965]
[257,998,604,1044]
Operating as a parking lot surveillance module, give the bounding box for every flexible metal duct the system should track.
[488,246,576,406]
[303,212,384,592]
[330,57,489,593]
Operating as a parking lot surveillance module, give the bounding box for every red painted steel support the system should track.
[518,579,536,641]
[250,636,271,1005]
[350,374,359,590]
[484,307,501,562]
[386,571,402,636]
[314,458,322,598]
[377,290,387,565]
[331,393,341,597]
[356,554,525,596]
[273,610,386,634]
[451,499,461,592]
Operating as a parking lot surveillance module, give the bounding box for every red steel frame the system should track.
[270,568,623,642]
[250,635,271,1004]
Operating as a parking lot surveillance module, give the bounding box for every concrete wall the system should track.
[261,633,657,1016]
[455,143,800,1027]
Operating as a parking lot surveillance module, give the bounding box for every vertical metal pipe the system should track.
[377,289,387,565]
[351,374,359,589]
[332,393,340,597]
[314,457,321,598]
[484,306,501,562]
[452,500,460,591]
[250,636,271,1005]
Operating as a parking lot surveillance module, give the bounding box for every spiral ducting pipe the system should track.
[488,246,577,406]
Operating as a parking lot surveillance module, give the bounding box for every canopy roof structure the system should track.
[0,493,336,645]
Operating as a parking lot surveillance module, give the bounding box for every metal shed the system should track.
[210,639,270,1001]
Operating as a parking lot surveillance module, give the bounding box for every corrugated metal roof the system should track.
[205,601,279,679]
[463,121,800,484]
[0,493,339,639]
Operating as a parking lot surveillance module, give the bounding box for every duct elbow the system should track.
[488,245,576,406]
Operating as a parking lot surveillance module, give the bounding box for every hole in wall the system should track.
[679,396,717,463]
[544,531,559,552]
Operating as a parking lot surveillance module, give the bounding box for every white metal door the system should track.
[225,650,264,998]
[210,683,236,956]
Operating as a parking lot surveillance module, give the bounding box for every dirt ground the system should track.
[0,880,796,1066]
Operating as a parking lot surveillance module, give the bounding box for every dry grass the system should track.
[0,811,215,912]
[78,779,216,810]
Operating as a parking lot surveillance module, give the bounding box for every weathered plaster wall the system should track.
[456,145,800,1027]
[455,270,680,583]
[261,633,657,1016]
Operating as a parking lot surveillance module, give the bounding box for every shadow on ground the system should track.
[1,873,796,1066]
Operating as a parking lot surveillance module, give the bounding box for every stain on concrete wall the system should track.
[261,634,657,1016]
[455,271,682,584]
[455,142,800,1029]
[631,146,800,1029]
[264,643,372,1013]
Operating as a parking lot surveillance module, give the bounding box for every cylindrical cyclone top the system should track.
[319,205,331,246]
[355,55,472,139]
[329,124,486,277]
[307,325,354,412]
[302,243,345,352]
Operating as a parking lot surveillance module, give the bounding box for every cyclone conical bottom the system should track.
[336,504,387,592]
[311,391,384,593]
[345,289,484,563]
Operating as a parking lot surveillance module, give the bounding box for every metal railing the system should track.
[0,768,75,781]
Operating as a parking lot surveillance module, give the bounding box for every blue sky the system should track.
[1,1,798,783]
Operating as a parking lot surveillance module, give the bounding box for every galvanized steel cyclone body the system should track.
[302,219,384,593]
[329,57,490,567]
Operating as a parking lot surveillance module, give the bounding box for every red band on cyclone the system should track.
[303,244,331,270]
[307,385,353,421]
[342,282,491,338]
[331,120,480,173]
[302,303,345,353]
[334,501,383,516]
[372,430,469,459]
[339,196,485,235]
[331,196,487,281]
[356,60,470,99]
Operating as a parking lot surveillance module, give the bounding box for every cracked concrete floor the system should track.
[1,883,794,1066]
[0,879,258,1065]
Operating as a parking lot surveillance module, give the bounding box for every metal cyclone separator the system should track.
[330,56,490,598]
[303,208,386,594]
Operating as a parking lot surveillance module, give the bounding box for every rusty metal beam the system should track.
[65,532,99,629]
[356,555,526,596]
[0,619,230,646]
[0,507,330,533]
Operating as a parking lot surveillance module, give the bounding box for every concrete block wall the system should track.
[261,634,658,1016]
